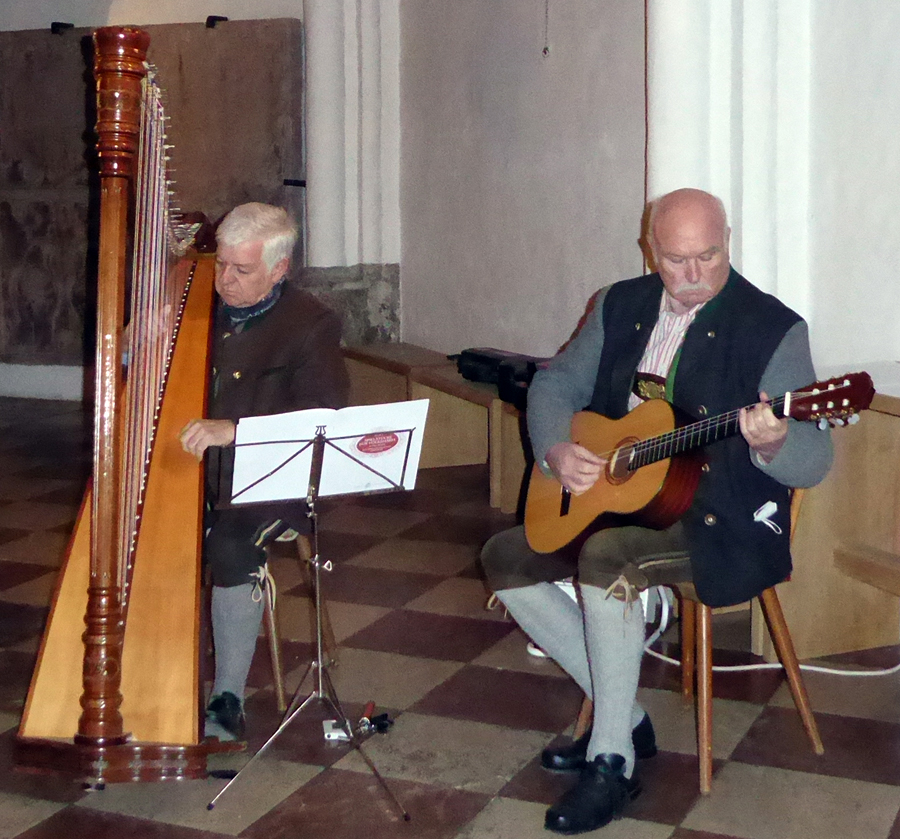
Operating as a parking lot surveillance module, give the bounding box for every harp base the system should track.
[14,735,244,786]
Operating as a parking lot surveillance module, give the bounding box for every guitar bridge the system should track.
[559,487,571,517]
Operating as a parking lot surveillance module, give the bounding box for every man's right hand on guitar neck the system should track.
[545,441,607,495]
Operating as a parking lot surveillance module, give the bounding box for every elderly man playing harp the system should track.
[481,188,833,834]
[180,203,349,740]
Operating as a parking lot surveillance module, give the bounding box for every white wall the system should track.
[647,1,815,341]
[809,1,900,369]
[399,0,646,358]
[304,0,400,268]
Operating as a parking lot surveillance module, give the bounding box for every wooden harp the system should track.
[15,27,229,784]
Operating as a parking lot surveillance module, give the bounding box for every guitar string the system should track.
[585,397,788,468]
[576,378,849,471]
[633,398,785,468]
[630,380,858,466]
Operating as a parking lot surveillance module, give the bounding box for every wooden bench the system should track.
[342,342,453,405]
[343,343,527,514]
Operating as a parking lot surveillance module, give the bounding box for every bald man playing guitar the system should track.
[481,188,836,835]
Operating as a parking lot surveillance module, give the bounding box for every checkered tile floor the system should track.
[2,396,900,838]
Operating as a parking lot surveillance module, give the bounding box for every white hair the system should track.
[216,203,298,271]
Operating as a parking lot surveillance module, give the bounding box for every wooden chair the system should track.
[573,490,824,794]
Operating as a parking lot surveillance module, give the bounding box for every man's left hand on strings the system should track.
[739,391,787,463]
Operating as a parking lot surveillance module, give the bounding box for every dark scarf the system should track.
[223,280,285,326]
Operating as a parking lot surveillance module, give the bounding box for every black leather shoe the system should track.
[632,713,658,760]
[545,753,640,835]
[207,692,246,739]
[541,714,657,772]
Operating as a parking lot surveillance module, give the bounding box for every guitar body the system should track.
[523,372,874,554]
[524,400,703,553]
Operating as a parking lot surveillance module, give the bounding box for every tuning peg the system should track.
[848,413,860,425]
[817,418,830,430]
[833,417,846,427]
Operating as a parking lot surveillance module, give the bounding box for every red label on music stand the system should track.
[357,432,399,455]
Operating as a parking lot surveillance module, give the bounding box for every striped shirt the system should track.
[627,294,705,412]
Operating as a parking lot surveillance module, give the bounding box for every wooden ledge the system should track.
[409,365,497,407]
[835,543,900,597]
[342,342,452,376]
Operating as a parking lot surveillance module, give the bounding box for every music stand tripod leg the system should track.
[208,430,410,822]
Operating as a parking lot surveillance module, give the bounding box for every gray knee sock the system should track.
[581,584,646,777]
[211,582,264,704]
[498,583,649,739]
[497,583,593,695]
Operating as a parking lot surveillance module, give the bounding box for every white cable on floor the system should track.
[643,592,900,677]
[645,645,900,676]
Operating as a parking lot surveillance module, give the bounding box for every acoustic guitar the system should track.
[524,372,875,553]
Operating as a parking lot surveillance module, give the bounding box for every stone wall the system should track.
[301,263,399,345]
[0,28,92,365]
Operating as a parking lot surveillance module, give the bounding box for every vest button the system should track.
[704,514,717,526]
[232,371,242,380]
[698,405,708,415]
[707,330,716,338]
[701,463,710,473]
[635,322,641,330]
[223,332,231,339]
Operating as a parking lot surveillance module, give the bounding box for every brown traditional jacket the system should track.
[206,282,350,512]
[209,282,349,421]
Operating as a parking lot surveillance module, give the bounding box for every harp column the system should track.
[646,0,813,321]
[78,26,150,745]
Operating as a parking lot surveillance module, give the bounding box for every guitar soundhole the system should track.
[606,439,638,485]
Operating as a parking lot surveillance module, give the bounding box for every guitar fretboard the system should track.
[628,395,788,470]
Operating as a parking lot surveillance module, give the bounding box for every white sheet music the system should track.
[231,399,429,504]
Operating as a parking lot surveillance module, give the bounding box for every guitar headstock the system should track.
[786,372,876,428]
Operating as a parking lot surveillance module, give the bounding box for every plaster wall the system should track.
[399,0,646,358]
[808,1,900,368]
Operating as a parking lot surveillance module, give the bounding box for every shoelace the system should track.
[604,573,639,611]
[485,592,509,618]
[249,563,276,612]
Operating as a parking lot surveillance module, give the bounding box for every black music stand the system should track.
[207,404,428,822]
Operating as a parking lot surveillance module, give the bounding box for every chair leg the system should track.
[263,582,287,712]
[696,602,714,795]
[681,597,696,703]
[296,534,313,562]
[573,697,593,740]
[759,587,824,755]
